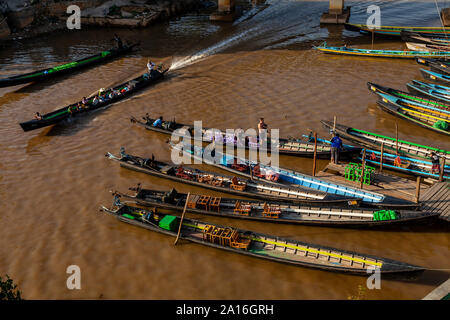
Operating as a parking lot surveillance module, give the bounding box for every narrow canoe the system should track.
[368,82,450,110]
[345,23,450,37]
[376,97,450,137]
[105,151,361,207]
[101,203,425,275]
[405,42,450,52]
[401,31,450,46]
[407,80,450,104]
[115,188,438,227]
[130,115,361,159]
[19,69,167,132]
[0,43,139,88]
[362,149,449,180]
[320,120,450,162]
[416,57,450,75]
[374,92,450,118]
[169,142,387,204]
[313,42,450,59]
[421,68,450,85]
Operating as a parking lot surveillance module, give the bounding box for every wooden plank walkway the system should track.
[420,182,450,222]
[317,163,431,203]
[423,277,450,300]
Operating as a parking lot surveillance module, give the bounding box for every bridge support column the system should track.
[210,0,236,22]
[441,8,450,26]
[320,0,351,24]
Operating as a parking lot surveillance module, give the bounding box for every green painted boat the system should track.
[0,42,139,88]
[101,202,425,275]
[321,120,450,162]
[345,23,450,37]
[314,42,450,59]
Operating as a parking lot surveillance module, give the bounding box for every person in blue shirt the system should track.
[330,133,343,164]
[153,116,163,127]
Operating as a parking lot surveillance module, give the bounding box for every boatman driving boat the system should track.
[114,34,123,49]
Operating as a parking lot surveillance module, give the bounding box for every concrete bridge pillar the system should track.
[210,0,236,22]
[320,0,350,24]
[441,8,450,26]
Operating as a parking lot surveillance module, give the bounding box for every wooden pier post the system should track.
[312,132,318,177]
[415,176,422,203]
[174,192,190,245]
[379,142,384,172]
[333,116,336,133]
[439,157,445,182]
[360,149,366,189]
[395,121,399,155]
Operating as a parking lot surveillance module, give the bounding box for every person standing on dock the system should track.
[330,133,342,164]
[430,152,441,174]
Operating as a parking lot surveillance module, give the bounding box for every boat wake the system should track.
[169,26,259,71]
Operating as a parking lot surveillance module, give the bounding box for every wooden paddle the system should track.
[174,192,191,245]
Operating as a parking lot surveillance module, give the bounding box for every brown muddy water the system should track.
[0,0,449,299]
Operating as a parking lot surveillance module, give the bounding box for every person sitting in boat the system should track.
[147,60,155,73]
[330,133,343,164]
[34,112,42,120]
[153,116,163,128]
[77,102,83,111]
[92,96,99,106]
[82,97,88,105]
[114,34,123,49]
[119,147,132,162]
[99,88,105,96]
[430,152,441,174]
[145,113,152,124]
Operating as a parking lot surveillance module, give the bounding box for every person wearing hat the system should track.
[330,132,343,164]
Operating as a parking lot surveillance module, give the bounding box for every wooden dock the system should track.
[317,163,431,203]
[423,277,450,300]
[420,182,450,222]
[318,163,450,221]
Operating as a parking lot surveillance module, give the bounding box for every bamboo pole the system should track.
[415,176,422,204]
[395,122,399,155]
[380,142,384,172]
[360,149,366,189]
[333,116,336,134]
[174,192,190,245]
[313,132,317,176]
[439,157,445,182]
[371,30,374,49]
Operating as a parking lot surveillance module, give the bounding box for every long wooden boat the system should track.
[405,42,450,52]
[0,43,139,88]
[101,203,425,275]
[313,42,450,59]
[320,120,450,162]
[407,80,450,104]
[421,68,450,85]
[368,82,450,110]
[361,149,449,180]
[376,95,450,137]
[169,142,387,204]
[373,92,450,118]
[344,23,450,37]
[401,31,450,46]
[416,57,450,75]
[105,151,361,206]
[115,187,438,227]
[130,115,361,159]
[19,69,167,132]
